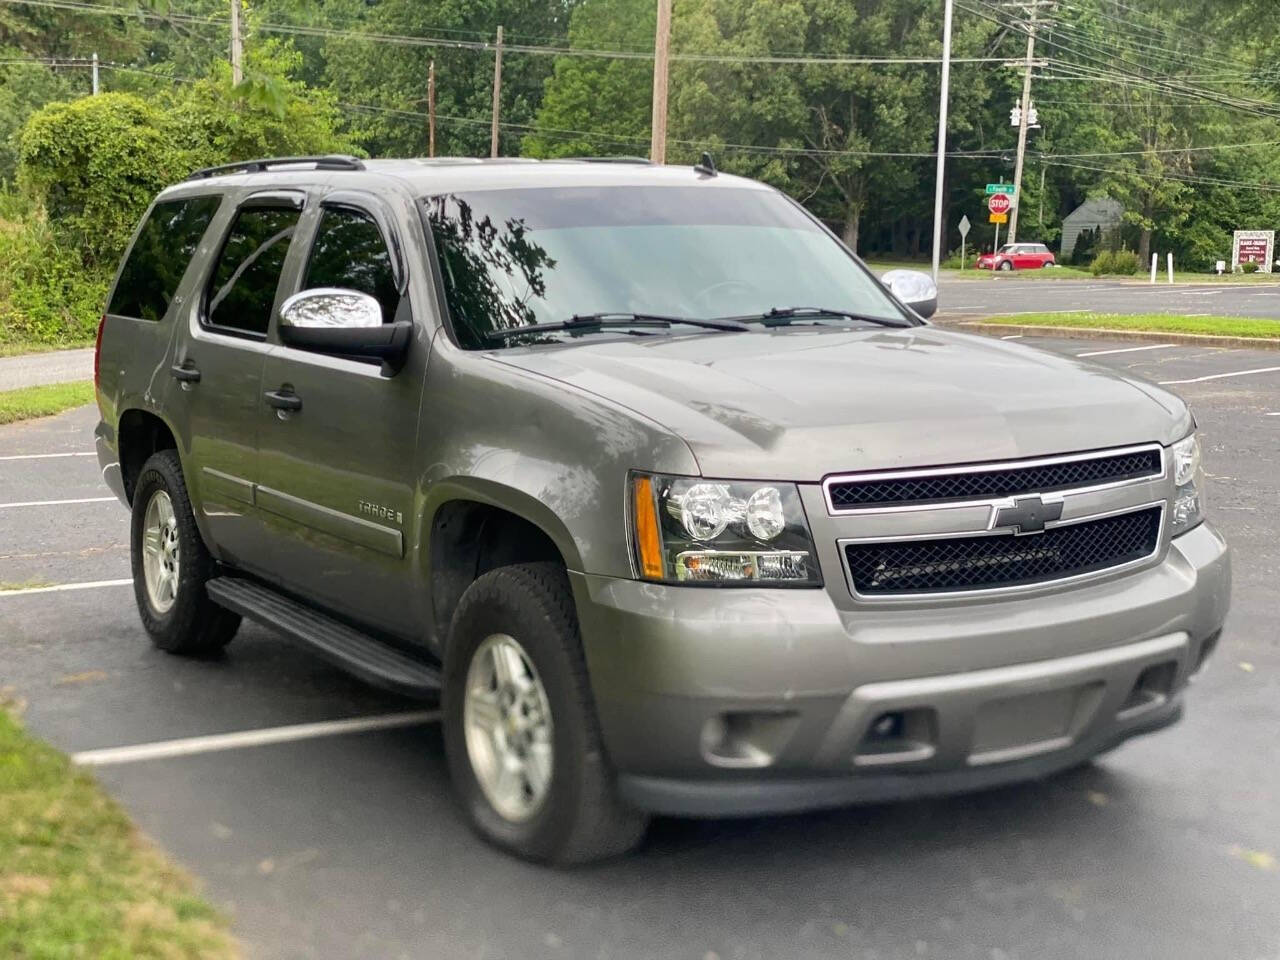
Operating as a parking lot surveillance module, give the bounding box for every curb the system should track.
[940,321,1280,352]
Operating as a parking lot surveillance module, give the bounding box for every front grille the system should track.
[844,506,1162,596]
[827,448,1162,510]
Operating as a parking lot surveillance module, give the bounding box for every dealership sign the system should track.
[1232,230,1275,273]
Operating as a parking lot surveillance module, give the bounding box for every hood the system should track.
[489,326,1191,480]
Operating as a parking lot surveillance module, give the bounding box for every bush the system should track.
[1090,250,1139,276]
[18,93,190,270]
[0,213,109,346]
[5,43,351,348]
[1241,260,1260,274]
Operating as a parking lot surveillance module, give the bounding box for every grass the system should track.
[0,579,55,592]
[979,312,1280,339]
[863,260,1280,284]
[0,707,238,959]
[0,380,95,425]
[0,341,95,359]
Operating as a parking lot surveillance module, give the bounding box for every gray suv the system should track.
[94,155,1230,863]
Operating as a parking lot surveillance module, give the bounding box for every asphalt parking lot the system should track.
[2,334,1278,960]
[935,276,1280,319]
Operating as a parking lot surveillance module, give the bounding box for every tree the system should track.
[523,0,656,158]
[319,0,568,158]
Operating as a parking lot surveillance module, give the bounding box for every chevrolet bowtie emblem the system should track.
[994,495,1063,534]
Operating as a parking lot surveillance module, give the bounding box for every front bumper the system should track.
[571,521,1230,817]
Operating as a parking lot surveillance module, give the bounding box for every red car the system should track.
[976,242,1056,271]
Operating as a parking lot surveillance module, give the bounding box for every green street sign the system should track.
[986,184,1016,195]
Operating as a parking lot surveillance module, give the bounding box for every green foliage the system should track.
[1241,260,1260,274]
[1090,250,1140,276]
[6,39,349,346]
[523,0,656,158]
[0,211,112,346]
[18,93,189,268]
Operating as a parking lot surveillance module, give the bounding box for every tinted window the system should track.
[423,186,908,349]
[303,207,399,322]
[108,196,220,321]
[205,206,300,335]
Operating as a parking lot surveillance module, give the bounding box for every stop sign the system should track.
[988,193,1012,215]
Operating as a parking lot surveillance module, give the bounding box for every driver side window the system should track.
[303,207,400,323]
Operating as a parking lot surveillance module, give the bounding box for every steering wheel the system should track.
[692,279,760,316]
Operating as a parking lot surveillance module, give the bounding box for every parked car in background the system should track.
[977,242,1056,270]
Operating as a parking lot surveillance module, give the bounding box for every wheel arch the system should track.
[423,480,586,654]
[117,407,181,505]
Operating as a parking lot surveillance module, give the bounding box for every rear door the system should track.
[168,190,304,572]
[255,191,426,636]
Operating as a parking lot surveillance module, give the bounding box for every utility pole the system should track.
[930,0,955,282]
[1008,1,1050,243]
[230,0,243,85]
[91,52,99,94]
[650,0,673,164]
[428,59,436,158]
[490,26,504,158]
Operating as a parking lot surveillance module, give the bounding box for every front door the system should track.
[171,192,304,574]
[255,194,426,637]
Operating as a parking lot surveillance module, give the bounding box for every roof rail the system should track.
[563,156,653,165]
[185,154,366,181]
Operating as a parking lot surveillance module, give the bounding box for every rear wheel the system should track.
[130,449,240,655]
[443,562,648,864]
[1042,260,1054,268]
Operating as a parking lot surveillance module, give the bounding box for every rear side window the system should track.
[108,196,220,321]
[205,206,301,336]
[303,207,400,322]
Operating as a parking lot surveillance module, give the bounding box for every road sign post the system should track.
[987,193,1011,252]
[958,214,971,269]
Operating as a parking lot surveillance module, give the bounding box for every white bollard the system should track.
[1167,252,1174,284]
[1151,253,1158,283]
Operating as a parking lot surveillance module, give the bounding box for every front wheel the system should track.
[999,260,1014,271]
[130,449,240,656]
[443,562,648,864]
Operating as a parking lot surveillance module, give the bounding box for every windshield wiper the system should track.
[724,306,912,329]
[487,312,748,341]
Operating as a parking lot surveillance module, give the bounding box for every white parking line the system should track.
[71,711,441,767]
[1076,344,1175,358]
[0,452,96,461]
[0,496,115,510]
[1159,366,1280,385]
[0,579,131,597]
[1001,334,1023,340]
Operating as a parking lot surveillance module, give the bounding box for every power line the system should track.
[0,0,1012,67]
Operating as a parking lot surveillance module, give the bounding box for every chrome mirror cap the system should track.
[279,287,382,329]
[881,270,939,320]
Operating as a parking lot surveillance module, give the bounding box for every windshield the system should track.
[422,186,910,348]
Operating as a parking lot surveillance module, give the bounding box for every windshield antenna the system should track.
[694,151,717,177]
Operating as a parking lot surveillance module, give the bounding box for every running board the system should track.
[206,577,441,699]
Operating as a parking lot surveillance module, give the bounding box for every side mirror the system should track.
[278,288,411,368]
[881,269,939,320]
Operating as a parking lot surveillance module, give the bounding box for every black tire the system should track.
[130,449,240,656]
[443,562,648,864]
[999,260,1014,271]
[1042,260,1054,268]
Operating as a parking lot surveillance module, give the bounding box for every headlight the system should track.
[1170,433,1204,535]
[630,473,821,585]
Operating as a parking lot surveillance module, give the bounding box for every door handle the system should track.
[264,388,302,412]
[170,363,201,383]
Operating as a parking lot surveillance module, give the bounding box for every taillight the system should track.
[93,314,106,389]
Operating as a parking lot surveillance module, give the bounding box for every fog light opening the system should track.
[854,708,937,767]
[699,710,800,770]
[1118,661,1177,718]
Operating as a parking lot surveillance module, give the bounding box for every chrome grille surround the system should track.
[823,444,1165,516]
[821,444,1171,602]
